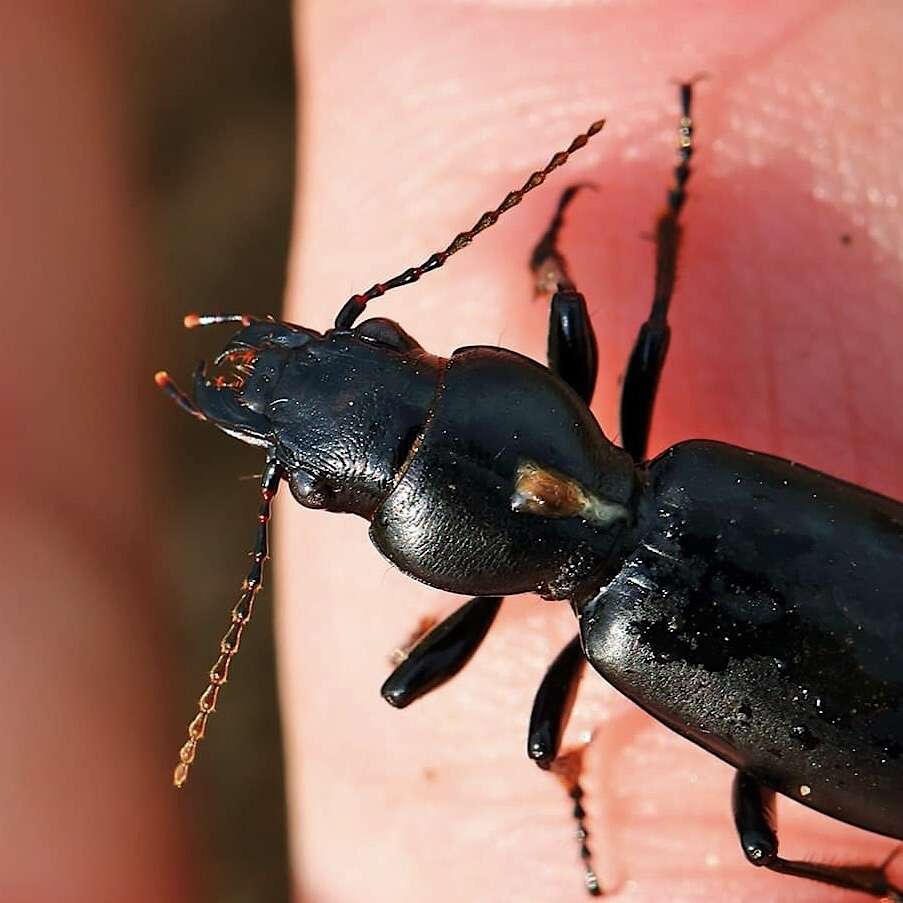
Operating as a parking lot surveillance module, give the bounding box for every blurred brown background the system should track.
[138,4,294,901]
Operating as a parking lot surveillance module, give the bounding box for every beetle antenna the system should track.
[172,458,282,788]
[334,118,606,330]
[183,313,254,329]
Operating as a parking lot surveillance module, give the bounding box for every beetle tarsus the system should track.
[551,744,603,897]
[619,80,697,461]
[530,182,596,296]
[733,771,902,899]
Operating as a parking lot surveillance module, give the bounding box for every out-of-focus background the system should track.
[138,4,294,901]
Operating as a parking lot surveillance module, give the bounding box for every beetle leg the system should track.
[530,185,600,406]
[528,209,597,760]
[527,634,585,768]
[380,595,502,707]
[732,771,903,900]
[527,636,603,896]
[619,80,698,461]
[546,291,599,408]
[528,192,606,896]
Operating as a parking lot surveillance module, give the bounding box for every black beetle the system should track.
[157,84,903,899]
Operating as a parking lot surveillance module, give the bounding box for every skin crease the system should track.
[282,3,903,903]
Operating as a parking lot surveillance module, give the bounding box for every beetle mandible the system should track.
[157,83,903,900]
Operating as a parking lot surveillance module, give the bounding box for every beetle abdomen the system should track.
[578,440,903,839]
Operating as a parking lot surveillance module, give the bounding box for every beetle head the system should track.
[188,316,445,518]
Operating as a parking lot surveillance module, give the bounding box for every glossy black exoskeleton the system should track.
[157,84,903,900]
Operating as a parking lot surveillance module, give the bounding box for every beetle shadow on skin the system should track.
[511,152,903,887]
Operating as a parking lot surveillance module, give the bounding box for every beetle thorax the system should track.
[370,346,638,599]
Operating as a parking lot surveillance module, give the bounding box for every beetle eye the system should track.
[288,469,332,509]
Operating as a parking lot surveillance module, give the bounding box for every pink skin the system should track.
[282,2,903,902]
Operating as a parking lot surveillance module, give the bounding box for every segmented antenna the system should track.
[334,118,606,330]
[173,458,282,788]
